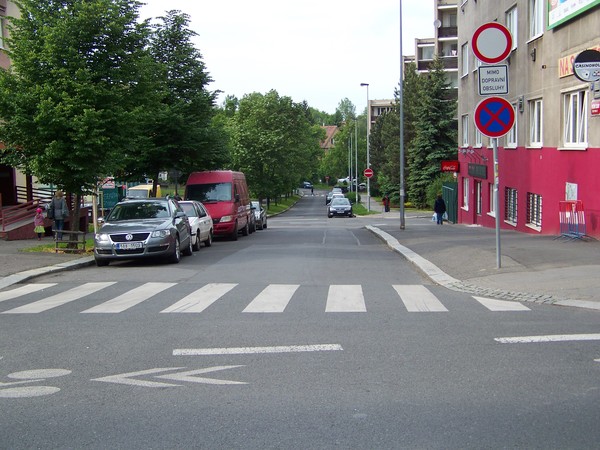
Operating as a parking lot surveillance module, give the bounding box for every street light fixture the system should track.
[360,82,370,211]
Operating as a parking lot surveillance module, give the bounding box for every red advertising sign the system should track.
[592,99,600,116]
[441,161,460,172]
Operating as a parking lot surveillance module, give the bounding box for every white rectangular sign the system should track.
[478,65,508,96]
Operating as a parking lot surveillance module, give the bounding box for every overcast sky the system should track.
[139,1,434,114]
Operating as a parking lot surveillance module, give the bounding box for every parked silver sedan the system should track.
[179,200,214,250]
[94,198,193,266]
[251,201,267,230]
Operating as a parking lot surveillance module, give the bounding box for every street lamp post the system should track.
[399,1,405,229]
[360,83,370,211]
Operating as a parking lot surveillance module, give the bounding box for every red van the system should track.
[185,171,252,240]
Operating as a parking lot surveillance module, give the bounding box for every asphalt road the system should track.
[1,194,599,449]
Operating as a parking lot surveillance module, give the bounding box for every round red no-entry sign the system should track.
[472,22,512,64]
[363,168,374,178]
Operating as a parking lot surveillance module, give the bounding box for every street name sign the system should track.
[474,97,515,138]
[472,22,512,64]
[478,65,508,95]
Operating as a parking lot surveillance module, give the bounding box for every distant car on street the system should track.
[302,181,313,189]
[251,201,267,230]
[328,197,353,218]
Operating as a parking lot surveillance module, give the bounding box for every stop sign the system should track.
[363,168,374,178]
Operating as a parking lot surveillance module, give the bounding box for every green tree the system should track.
[127,10,226,194]
[407,56,457,208]
[0,0,154,226]
[232,90,322,202]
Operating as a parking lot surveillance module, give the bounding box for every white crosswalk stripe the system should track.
[1,282,116,314]
[0,282,534,315]
[393,284,448,312]
[82,282,177,313]
[473,296,531,311]
[243,284,299,313]
[160,283,237,313]
[326,285,367,312]
[0,283,56,303]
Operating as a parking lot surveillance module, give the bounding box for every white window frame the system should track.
[563,89,588,149]
[529,0,544,40]
[0,18,5,50]
[488,183,496,218]
[506,6,518,50]
[506,103,518,148]
[526,192,542,230]
[529,98,543,147]
[475,128,483,148]
[461,42,469,77]
[462,177,469,211]
[505,187,518,225]
[461,114,469,147]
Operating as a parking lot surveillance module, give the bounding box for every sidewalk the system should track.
[359,193,600,310]
[1,198,599,311]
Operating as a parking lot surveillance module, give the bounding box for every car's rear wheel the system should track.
[192,229,201,251]
[204,230,213,247]
[169,236,181,263]
[95,258,109,267]
[241,221,249,236]
[263,219,267,229]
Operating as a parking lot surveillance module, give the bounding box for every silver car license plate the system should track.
[116,242,143,250]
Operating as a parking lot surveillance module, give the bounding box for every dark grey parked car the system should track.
[94,198,193,266]
[251,201,267,230]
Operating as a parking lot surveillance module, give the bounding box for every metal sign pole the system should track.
[493,138,501,269]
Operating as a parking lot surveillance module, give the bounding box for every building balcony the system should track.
[437,26,458,39]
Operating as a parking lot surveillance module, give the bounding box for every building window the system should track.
[505,187,517,224]
[461,42,469,77]
[563,89,588,148]
[506,7,518,50]
[529,99,543,147]
[527,192,542,228]
[462,177,469,210]
[475,128,483,148]
[0,18,5,49]
[489,183,496,217]
[506,103,517,148]
[461,114,469,146]
[475,181,482,215]
[529,0,544,39]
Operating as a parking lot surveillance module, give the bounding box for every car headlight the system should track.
[151,230,170,238]
[220,215,233,223]
[95,233,110,242]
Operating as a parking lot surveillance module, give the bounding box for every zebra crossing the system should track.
[0,282,532,315]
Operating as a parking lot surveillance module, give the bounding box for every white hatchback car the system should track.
[179,200,214,251]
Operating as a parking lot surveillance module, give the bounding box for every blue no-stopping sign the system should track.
[474,97,515,138]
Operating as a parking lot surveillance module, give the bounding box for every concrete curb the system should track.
[365,225,600,311]
[0,256,95,290]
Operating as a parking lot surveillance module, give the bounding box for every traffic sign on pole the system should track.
[474,97,515,138]
[472,22,512,64]
[363,168,374,178]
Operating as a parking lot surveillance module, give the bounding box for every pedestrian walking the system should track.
[33,207,45,240]
[47,190,69,239]
[382,194,390,212]
[434,194,446,225]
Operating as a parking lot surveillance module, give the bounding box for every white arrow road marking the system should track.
[155,366,247,385]
[495,333,600,344]
[91,366,247,387]
[92,368,186,387]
